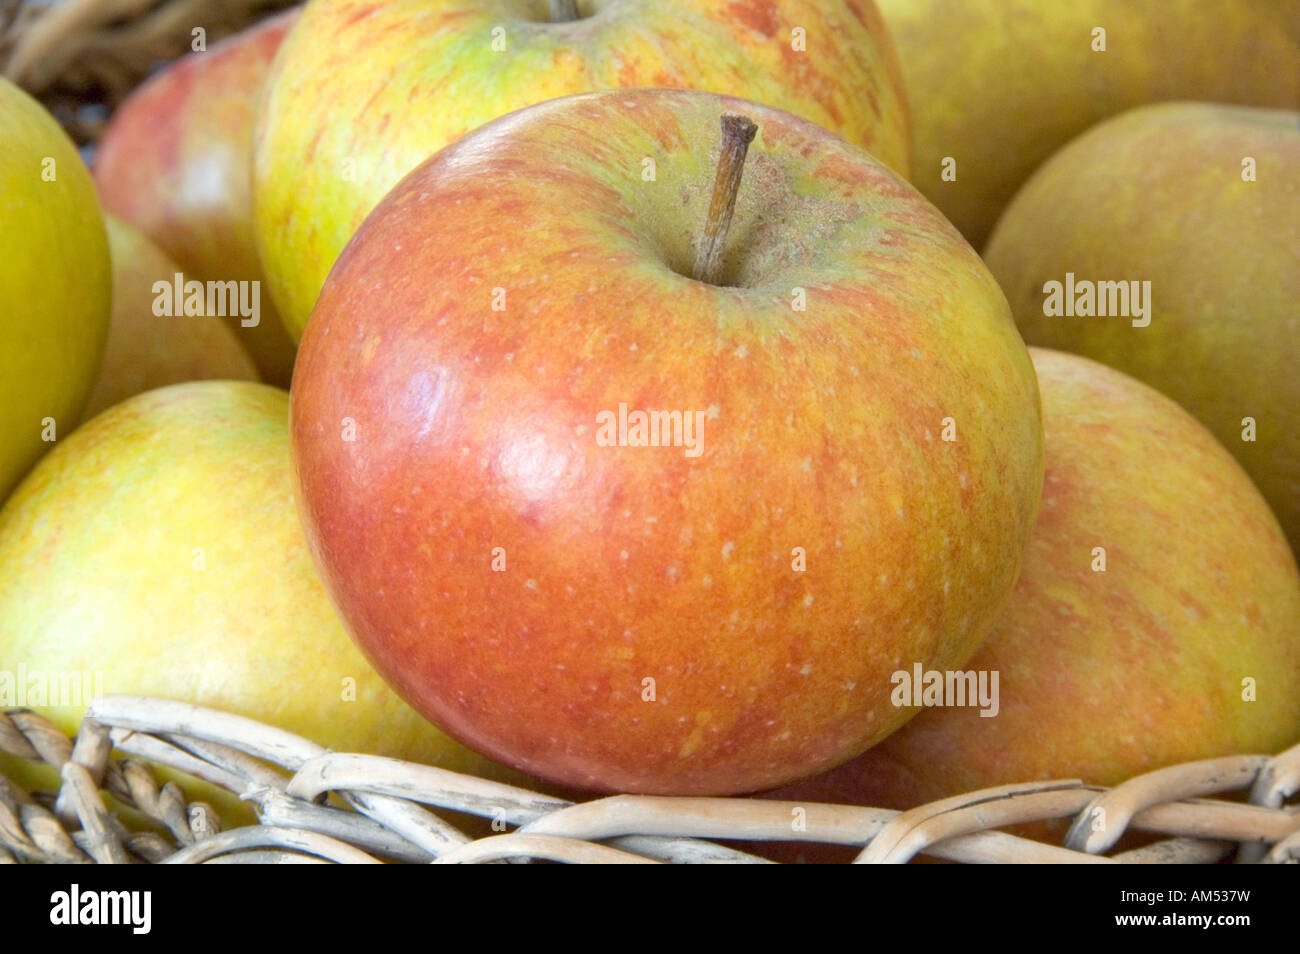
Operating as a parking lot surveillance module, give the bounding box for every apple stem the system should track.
[549,0,580,21]
[693,114,758,286]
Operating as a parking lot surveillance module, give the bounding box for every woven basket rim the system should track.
[3,695,1297,864]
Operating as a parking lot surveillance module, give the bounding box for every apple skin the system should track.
[93,9,299,387]
[0,382,536,820]
[984,102,1300,556]
[0,77,110,504]
[876,0,1300,248]
[82,217,261,419]
[763,348,1300,860]
[255,0,911,341]
[290,88,1044,796]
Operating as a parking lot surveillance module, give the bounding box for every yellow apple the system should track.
[254,0,911,341]
[877,0,1300,247]
[0,77,110,503]
[0,382,533,820]
[82,217,260,419]
[985,102,1300,554]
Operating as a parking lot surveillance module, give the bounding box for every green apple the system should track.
[876,0,1300,247]
[985,102,1300,554]
[82,217,260,419]
[289,88,1044,795]
[255,0,911,341]
[0,77,110,503]
[93,10,300,387]
[766,348,1300,859]
[0,381,533,819]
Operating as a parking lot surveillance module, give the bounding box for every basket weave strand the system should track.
[0,0,296,142]
[2,696,1297,864]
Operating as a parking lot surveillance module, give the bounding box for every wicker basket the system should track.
[0,0,296,144]
[2,696,1298,864]
[2,0,1297,865]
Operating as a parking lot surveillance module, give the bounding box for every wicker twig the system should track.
[1265,829,1300,863]
[433,834,663,866]
[4,696,1297,863]
[855,781,1102,865]
[1242,740,1300,863]
[1112,837,1235,865]
[0,0,297,142]
[204,850,330,865]
[1066,755,1271,854]
[161,826,384,865]
[53,716,111,825]
[58,761,133,864]
[0,0,22,37]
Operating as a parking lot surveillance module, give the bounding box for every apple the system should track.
[82,217,260,419]
[0,381,533,820]
[254,0,911,341]
[93,9,299,387]
[765,348,1300,860]
[289,88,1044,795]
[876,0,1300,247]
[984,102,1300,555]
[0,77,110,504]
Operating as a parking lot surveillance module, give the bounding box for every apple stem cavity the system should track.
[548,0,581,21]
[693,114,758,286]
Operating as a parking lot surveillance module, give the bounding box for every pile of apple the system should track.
[1,0,1296,848]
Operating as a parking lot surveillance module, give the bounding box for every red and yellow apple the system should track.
[83,217,260,419]
[985,102,1300,555]
[254,0,911,341]
[290,89,1043,795]
[0,77,110,504]
[93,10,299,387]
[0,381,533,818]
[767,348,1300,854]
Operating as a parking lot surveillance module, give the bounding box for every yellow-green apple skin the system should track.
[0,382,532,816]
[93,10,299,387]
[985,102,1300,555]
[255,0,911,341]
[0,77,110,503]
[83,217,260,419]
[289,89,1043,795]
[765,349,1300,858]
[876,0,1300,247]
